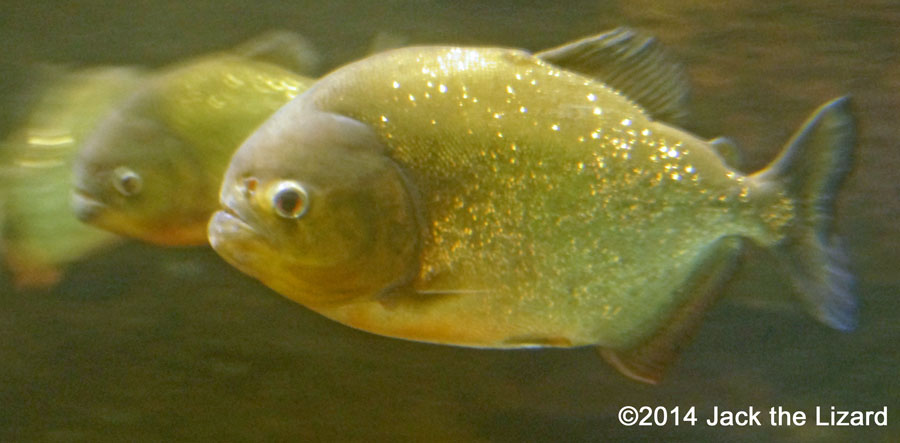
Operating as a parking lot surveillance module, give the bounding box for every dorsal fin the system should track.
[231,30,321,75]
[535,27,690,125]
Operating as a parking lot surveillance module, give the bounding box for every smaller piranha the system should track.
[71,31,318,245]
[208,28,857,383]
[0,66,143,288]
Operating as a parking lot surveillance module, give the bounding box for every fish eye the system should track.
[112,166,143,197]
[271,181,310,219]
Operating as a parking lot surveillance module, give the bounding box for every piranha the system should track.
[0,66,142,288]
[70,31,318,245]
[207,28,857,383]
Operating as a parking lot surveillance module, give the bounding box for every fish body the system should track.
[209,30,856,382]
[1,67,142,288]
[71,39,316,245]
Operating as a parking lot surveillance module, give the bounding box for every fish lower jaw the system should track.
[208,209,252,247]
[69,190,107,223]
[207,209,273,274]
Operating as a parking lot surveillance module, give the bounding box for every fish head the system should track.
[208,106,421,305]
[71,97,212,245]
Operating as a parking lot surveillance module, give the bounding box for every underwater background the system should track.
[1,1,897,441]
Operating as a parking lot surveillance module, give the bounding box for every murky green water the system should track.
[1,1,897,441]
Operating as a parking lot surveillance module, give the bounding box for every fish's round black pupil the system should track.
[277,190,300,213]
[121,175,139,194]
[271,181,309,219]
[274,188,306,218]
[113,167,142,196]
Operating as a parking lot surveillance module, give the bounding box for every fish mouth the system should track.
[70,189,108,223]
[208,208,275,278]
[208,208,255,246]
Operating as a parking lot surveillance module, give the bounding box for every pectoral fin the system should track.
[375,284,493,310]
[535,27,690,125]
[600,236,743,384]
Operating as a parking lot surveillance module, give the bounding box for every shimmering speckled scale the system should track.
[307,46,792,346]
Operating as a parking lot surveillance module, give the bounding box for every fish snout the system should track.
[207,208,268,276]
[70,189,106,222]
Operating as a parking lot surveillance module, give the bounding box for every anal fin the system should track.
[600,237,743,384]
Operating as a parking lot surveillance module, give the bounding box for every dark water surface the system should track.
[1,1,898,441]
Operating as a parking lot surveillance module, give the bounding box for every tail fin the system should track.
[753,96,857,331]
